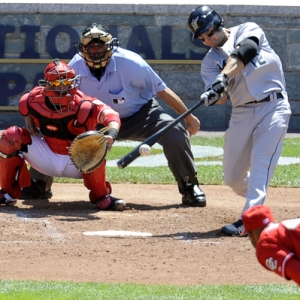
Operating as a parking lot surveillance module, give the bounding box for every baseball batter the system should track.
[0,59,125,211]
[188,6,291,236]
[242,205,300,286]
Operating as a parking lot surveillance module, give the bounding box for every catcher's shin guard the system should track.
[82,163,125,211]
[0,156,31,199]
[0,126,32,199]
[82,161,109,201]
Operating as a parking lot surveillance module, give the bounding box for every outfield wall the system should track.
[1,3,300,131]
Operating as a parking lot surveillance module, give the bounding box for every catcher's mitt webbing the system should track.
[69,127,108,173]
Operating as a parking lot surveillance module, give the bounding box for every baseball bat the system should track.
[117,99,204,169]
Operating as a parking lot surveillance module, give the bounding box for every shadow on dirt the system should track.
[125,203,203,210]
[0,200,101,220]
[151,229,223,240]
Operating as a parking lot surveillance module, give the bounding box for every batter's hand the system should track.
[200,90,220,106]
[211,73,228,95]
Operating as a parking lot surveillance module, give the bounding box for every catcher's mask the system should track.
[39,58,81,113]
[188,5,224,41]
[74,23,119,70]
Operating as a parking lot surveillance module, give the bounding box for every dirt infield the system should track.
[0,183,298,286]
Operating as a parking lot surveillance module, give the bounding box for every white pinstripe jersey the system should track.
[201,22,286,107]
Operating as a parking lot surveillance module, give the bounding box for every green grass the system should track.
[54,136,300,187]
[0,281,299,300]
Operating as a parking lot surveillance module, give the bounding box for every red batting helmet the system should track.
[241,205,275,236]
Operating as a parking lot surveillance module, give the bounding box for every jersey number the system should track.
[251,54,267,68]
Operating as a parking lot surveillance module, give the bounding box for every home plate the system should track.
[82,230,152,237]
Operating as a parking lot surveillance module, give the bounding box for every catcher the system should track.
[0,59,125,211]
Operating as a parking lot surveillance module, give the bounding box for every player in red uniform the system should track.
[0,59,125,211]
[241,205,300,285]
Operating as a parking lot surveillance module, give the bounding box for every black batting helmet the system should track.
[188,6,224,41]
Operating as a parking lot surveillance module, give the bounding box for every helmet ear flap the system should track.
[74,42,84,54]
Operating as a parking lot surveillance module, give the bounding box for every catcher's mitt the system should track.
[69,127,108,173]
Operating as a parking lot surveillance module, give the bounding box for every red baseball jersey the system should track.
[256,219,300,281]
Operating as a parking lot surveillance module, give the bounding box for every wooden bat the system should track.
[117,99,204,169]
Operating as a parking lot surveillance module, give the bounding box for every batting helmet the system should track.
[188,6,224,41]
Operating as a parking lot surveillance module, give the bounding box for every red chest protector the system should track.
[19,87,96,154]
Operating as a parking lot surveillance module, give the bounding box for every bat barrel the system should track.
[117,149,140,169]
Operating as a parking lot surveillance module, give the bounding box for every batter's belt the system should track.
[245,92,283,105]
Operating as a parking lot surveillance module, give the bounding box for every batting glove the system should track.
[200,90,220,106]
[211,73,228,95]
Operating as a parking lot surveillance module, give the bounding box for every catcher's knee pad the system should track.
[82,162,111,203]
[0,126,31,156]
[0,155,31,199]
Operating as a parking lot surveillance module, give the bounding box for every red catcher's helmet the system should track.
[40,59,81,112]
[188,5,223,41]
[44,58,75,82]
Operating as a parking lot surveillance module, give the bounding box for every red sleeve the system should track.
[285,257,300,286]
[256,224,296,280]
[83,107,99,131]
[19,93,30,116]
[85,99,120,130]
[256,239,294,279]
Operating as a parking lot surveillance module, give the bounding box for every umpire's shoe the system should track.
[221,219,248,237]
[182,185,206,207]
[96,195,126,211]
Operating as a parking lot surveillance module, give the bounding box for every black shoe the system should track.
[110,196,126,211]
[182,185,206,207]
[19,183,52,200]
[221,219,248,237]
[96,195,126,211]
[0,190,17,206]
